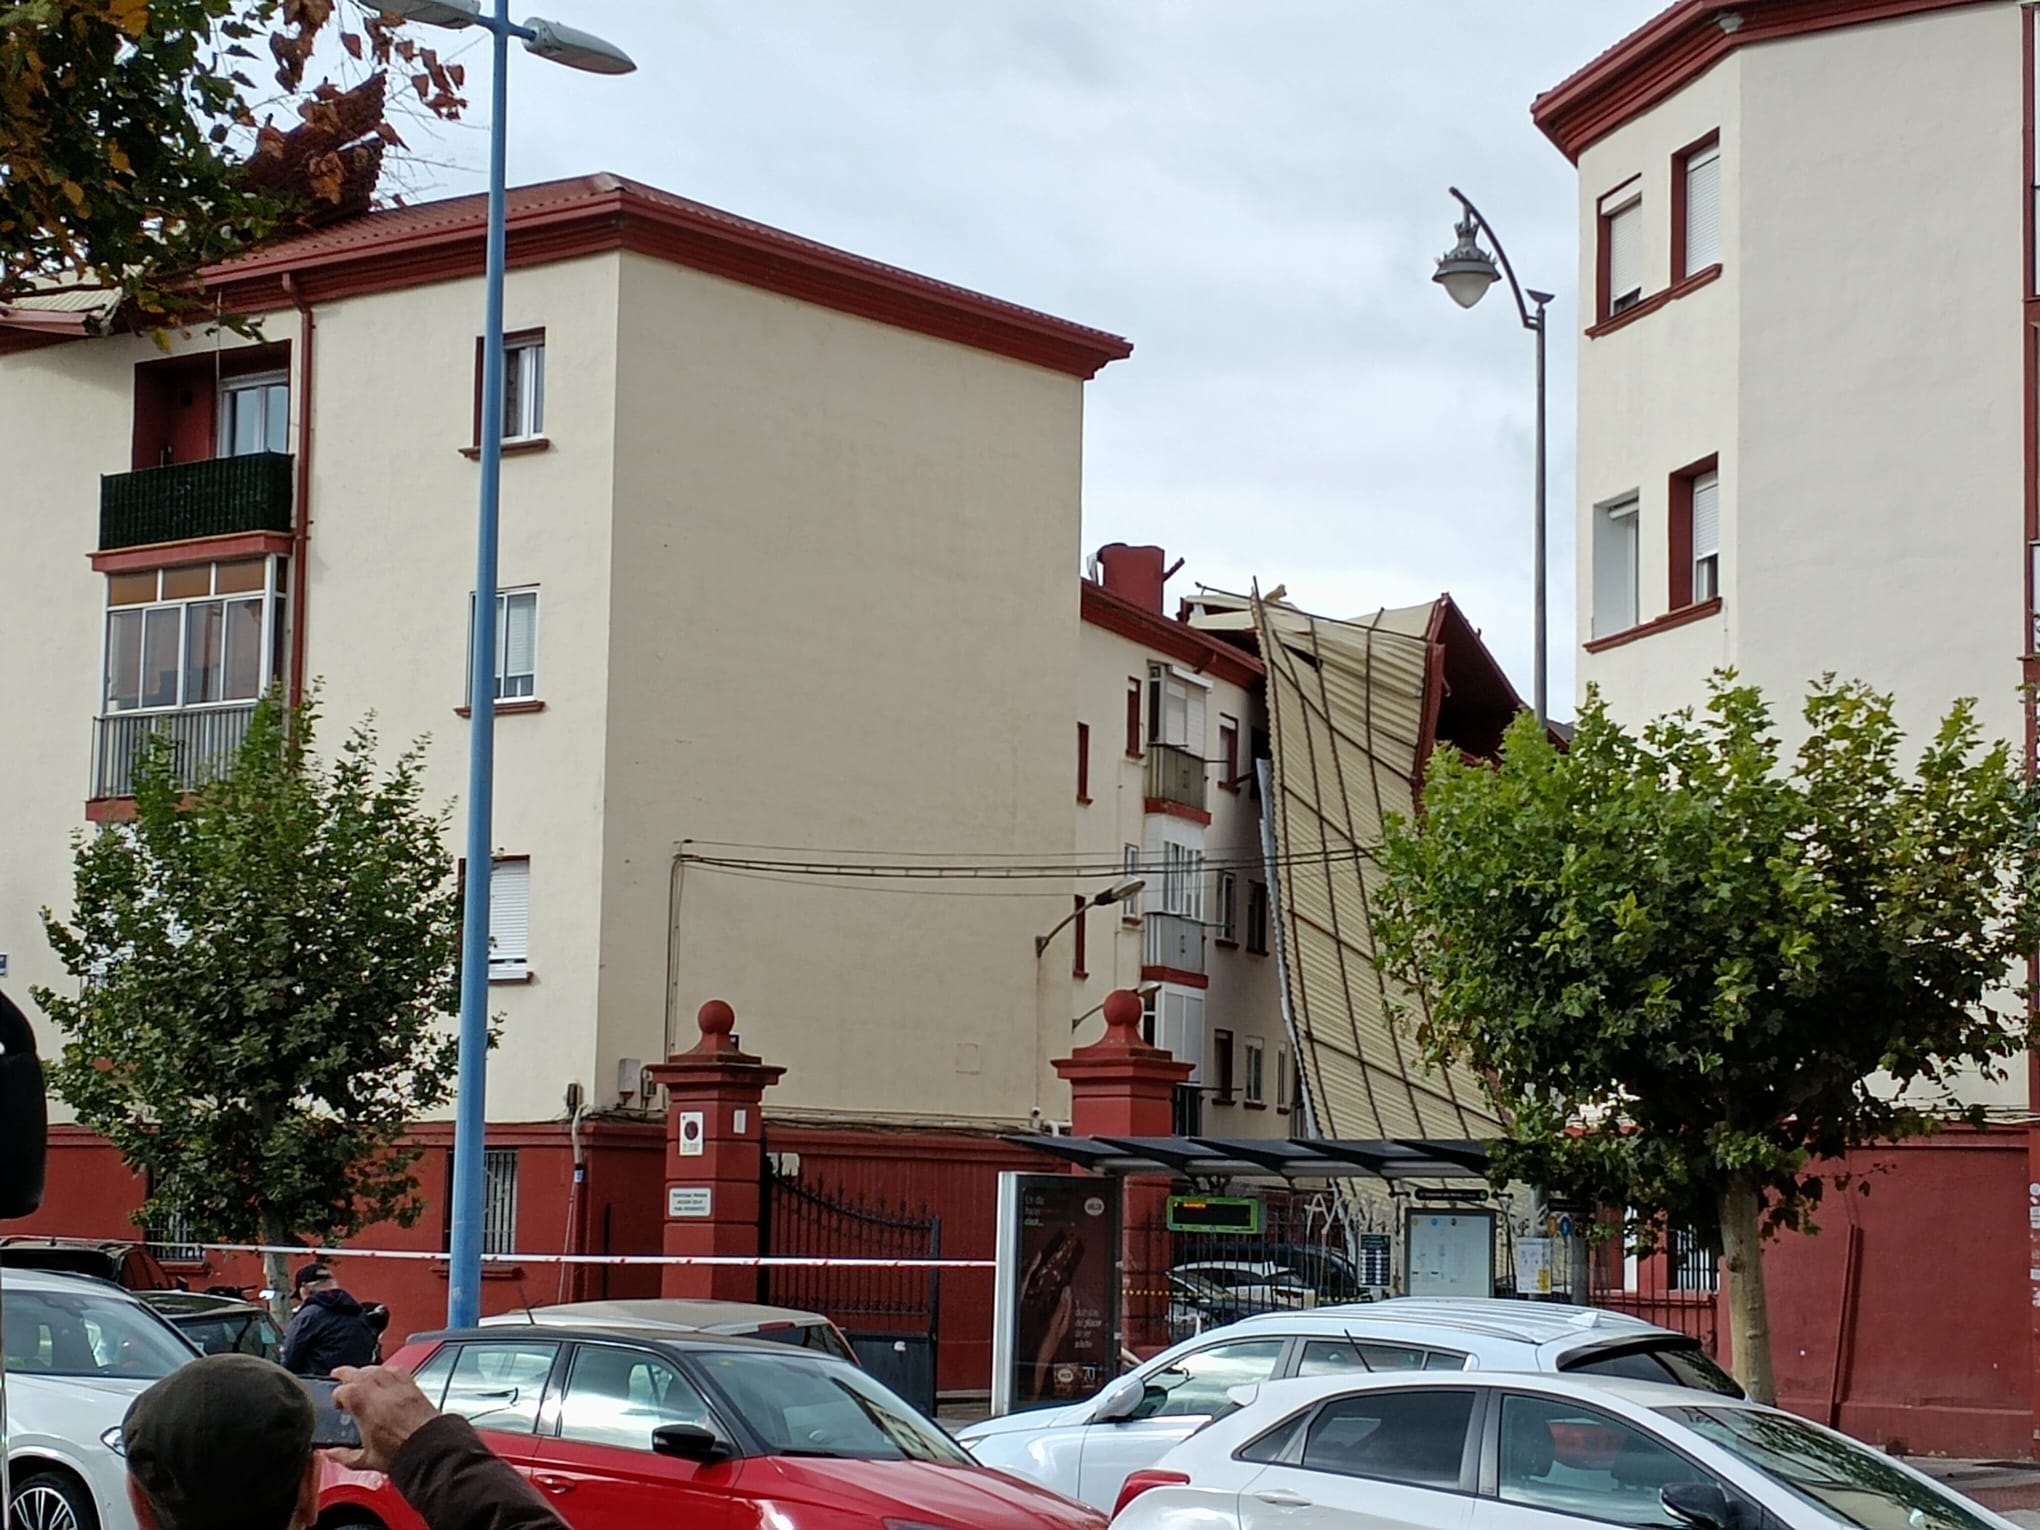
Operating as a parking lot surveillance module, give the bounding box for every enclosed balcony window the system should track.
[94,556,286,799]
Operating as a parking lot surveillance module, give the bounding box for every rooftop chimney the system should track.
[1095,543,1169,615]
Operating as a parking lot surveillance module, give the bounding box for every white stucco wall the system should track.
[598,250,1088,1128]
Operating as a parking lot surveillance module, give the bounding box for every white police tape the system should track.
[146,1241,991,1269]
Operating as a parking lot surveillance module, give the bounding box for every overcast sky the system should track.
[387,1,1667,714]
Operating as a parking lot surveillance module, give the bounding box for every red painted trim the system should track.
[199,177,1133,381]
[1586,264,1721,338]
[1533,0,1991,163]
[1124,678,1143,759]
[89,531,294,573]
[84,798,138,823]
[1143,799,1213,826]
[1139,965,1210,991]
[454,700,547,718]
[1670,130,1720,283]
[1667,452,1718,609]
[1076,721,1090,803]
[1071,896,1088,980]
[1082,580,1264,689]
[458,437,551,461]
[1583,595,1722,653]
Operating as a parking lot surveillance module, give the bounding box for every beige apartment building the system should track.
[0,172,1135,1139]
[1536,0,2040,1454]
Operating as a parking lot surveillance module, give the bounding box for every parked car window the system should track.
[558,1345,714,1451]
[1423,1349,1470,1372]
[1,1289,192,1379]
[1238,1408,1311,1465]
[1297,1339,1427,1375]
[1498,1393,1712,1527]
[694,1349,970,1463]
[1298,1388,1474,1487]
[410,1343,458,1407]
[1670,1406,1998,1530]
[1562,1343,1742,1398]
[441,1340,558,1433]
[174,1311,280,1361]
[1134,1338,1289,1419]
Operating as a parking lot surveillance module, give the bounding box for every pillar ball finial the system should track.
[1100,988,1143,1038]
[697,999,736,1040]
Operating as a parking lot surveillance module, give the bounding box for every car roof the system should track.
[479,1298,832,1330]
[1234,1368,1750,1414]
[142,1291,262,1315]
[1225,1297,1682,1347]
[411,1323,841,1357]
[0,1265,148,1297]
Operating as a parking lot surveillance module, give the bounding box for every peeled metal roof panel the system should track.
[1252,593,1501,1144]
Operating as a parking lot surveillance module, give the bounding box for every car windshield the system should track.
[694,1349,969,1463]
[1669,1407,2000,1530]
[3,1287,195,1379]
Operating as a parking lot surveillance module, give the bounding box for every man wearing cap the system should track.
[280,1263,379,1377]
[122,1353,565,1530]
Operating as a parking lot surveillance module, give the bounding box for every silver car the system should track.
[958,1297,1739,1513]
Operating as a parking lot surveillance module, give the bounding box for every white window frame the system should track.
[1122,844,1143,920]
[1244,1037,1265,1104]
[503,335,545,443]
[101,557,284,717]
[486,857,531,981]
[1217,870,1238,943]
[217,371,290,457]
[1690,470,1720,603]
[1592,495,1640,638]
[467,587,541,702]
[1146,662,1211,752]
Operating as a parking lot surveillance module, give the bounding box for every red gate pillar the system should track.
[1054,989,1193,1356]
[644,1000,785,1301]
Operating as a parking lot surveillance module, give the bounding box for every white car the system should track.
[959,1297,1740,1513]
[1110,1369,2014,1530]
[3,1268,199,1530]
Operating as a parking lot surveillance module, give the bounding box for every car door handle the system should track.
[531,1473,576,1495]
[1253,1489,1313,1507]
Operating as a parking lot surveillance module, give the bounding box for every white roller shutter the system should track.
[1685,144,1721,274]
[1607,201,1642,310]
[488,859,530,977]
[1690,472,1720,561]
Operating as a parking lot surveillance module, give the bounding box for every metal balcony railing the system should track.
[1144,742,1207,812]
[99,453,294,551]
[93,704,256,799]
[1143,911,1207,975]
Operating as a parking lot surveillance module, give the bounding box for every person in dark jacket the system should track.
[120,1353,566,1530]
[279,1263,379,1376]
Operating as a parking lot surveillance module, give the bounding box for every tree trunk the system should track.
[261,1210,295,1329]
[1718,1177,1775,1406]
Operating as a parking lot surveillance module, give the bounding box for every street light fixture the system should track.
[1433,188,1554,728]
[1035,880,1146,957]
[381,0,633,1333]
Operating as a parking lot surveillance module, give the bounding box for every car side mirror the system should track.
[652,1424,728,1462]
[1663,1482,1737,1530]
[0,990,47,1222]
[1092,1374,1147,1424]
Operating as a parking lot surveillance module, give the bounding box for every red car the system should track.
[318,1325,1104,1530]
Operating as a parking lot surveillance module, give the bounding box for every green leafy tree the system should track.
[1375,675,2040,1404]
[1,0,465,321]
[36,691,463,1313]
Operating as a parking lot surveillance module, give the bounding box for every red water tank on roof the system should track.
[1095,543,1168,614]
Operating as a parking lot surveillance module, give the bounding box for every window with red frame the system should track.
[1219,716,1239,791]
[1674,135,1721,281]
[1668,457,1721,609]
[1597,182,1643,320]
[1071,895,1087,978]
[1124,679,1142,757]
[1076,721,1091,802]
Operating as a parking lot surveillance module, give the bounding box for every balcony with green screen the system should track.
[99,453,294,551]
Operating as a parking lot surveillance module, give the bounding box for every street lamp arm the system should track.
[1447,186,1545,334]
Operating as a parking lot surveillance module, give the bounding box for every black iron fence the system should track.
[760,1163,942,1412]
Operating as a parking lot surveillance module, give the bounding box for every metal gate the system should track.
[760,1161,942,1413]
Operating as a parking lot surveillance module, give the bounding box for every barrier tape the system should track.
[145,1242,992,1270]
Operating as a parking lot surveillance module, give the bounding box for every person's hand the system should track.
[326,1365,439,1474]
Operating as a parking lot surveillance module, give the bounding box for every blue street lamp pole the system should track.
[373,0,633,1331]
